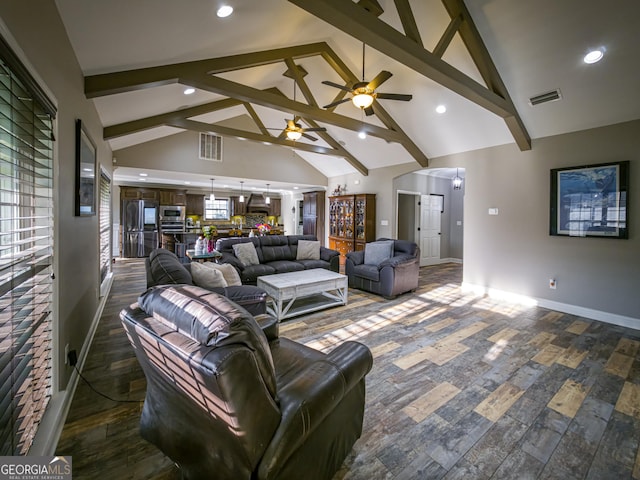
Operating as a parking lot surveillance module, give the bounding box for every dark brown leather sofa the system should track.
[120,284,373,480]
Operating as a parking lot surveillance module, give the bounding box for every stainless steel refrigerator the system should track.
[122,199,159,257]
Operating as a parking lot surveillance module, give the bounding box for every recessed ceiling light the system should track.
[184,181,191,185]
[293,186,299,190]
[139,178,146,182]
[217,5,233,18]
[183,87,195,95]
[584,48,604,64]
[358,131,367,139]
[139,173,148,176]
[436,105,447,114]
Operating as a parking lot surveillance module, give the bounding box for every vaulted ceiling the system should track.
[55,0,640,186]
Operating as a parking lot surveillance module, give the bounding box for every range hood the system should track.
[246,193,269,213]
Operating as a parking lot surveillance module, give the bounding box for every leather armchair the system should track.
[120,284,373,480]
[346,238,420,299]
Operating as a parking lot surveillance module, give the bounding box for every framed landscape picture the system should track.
[75,119,96,216]
[550,161,629,238]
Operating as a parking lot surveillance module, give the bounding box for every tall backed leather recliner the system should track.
[346,238,420,299]
[120,284,373,480]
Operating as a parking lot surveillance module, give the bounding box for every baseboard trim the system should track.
[30,273,115,455]
[462,282,639,330]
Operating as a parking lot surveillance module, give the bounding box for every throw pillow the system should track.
[190,261,228,289]
[232,242,260,267]
[296,240,321,260]
[206,262,242,287]
[364,240,394,266]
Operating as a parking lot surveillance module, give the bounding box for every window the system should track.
[0,36,56,454]
[99,171,111,286]
[204,197,229,220]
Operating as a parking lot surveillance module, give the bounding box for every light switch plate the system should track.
[380,220,389,226]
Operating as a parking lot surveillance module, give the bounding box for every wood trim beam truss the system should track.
[288,0,531,151]
[86,42,431,175]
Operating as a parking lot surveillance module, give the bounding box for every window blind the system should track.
[0,42,55,455]
[99,171,111,284]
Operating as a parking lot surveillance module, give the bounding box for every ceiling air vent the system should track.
[199,132,223,161]
[529,89,562,106]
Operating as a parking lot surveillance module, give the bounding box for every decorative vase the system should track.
[207,239,214,253]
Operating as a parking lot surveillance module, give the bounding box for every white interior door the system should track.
[420,194,442,266]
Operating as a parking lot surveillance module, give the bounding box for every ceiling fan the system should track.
[266,80,326,141]
[270,117,327,142]
[322,43,412,116]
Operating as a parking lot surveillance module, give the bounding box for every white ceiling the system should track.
[54,0,640,189]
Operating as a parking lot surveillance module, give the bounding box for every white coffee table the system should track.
[257,269,348,321]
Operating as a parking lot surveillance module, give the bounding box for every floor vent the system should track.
[529,89,562,106]
[199,132,223,161]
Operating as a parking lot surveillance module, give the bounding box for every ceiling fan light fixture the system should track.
[286,129,302,141]
[352,93,374,109]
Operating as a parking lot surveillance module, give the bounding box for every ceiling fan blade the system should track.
[367,71,393,90]
[277,130,287,140]
[302,133,319,141]
[302,127,327,133]
[364,106,375,116]
[376,93,413,101]
[321,80,353,92]
[322,98,351,109]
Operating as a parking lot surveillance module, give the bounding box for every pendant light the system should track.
[452,169,463,190]
[265,184,271,204]
[239,181,245,203]
[209,178,215,202]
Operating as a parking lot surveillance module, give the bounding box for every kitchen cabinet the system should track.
[186,194,204,216]
[302,191,325,244]
[230,196,246,216]
[159,189,187,206]
[120,187,158,201]
[328,194,375,264]
[268,197,281,217]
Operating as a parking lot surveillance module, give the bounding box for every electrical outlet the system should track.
[64,344,69,365]
[67,349,78,367]
[549,278,557,289]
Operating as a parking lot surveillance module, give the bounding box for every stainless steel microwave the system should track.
[159,205,185,222]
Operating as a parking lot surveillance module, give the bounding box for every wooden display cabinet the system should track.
[329,194,375,265]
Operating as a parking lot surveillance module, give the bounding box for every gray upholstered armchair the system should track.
[345,238,420,299]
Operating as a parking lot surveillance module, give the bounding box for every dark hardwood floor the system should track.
[56,259,640,479]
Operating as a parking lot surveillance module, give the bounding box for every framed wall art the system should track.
[550,161,629,238]
[75,119,96,216]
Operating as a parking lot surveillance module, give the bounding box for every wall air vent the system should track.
[199,132,223,161]
[529,89,562,106]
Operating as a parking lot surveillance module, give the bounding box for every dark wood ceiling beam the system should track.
[167,118,338,156]
[185,73,406,143]
[370,102,429,167]
[394,0,423,46]
[433,14,462,58]
[85,42,332,98]
[288,0,515,118]
[440,0,530,150]
[302,118,368,175]
[242,103,270,136]
[284,58,318,108]
[103,98,243,139]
